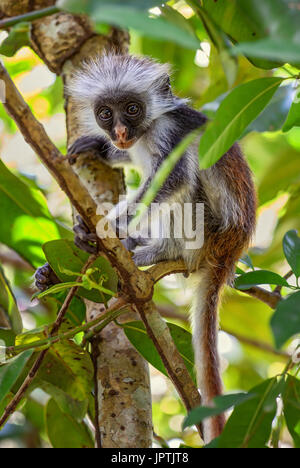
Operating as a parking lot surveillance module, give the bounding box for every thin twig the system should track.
[274,270,294,295]
[5,298,128,356]
[0,255,96,429]
[0,6,60,29]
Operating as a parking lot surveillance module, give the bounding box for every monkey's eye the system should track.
[98,107,112,121]
[126,103,140,116]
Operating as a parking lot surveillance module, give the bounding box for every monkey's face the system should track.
[94,93,148,150]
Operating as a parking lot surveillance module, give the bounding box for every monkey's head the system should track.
[68,54,185,150]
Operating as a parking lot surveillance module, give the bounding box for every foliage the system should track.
[0,0,299,449]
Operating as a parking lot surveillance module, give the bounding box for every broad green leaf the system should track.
[191,4,237,86]
[60,0,165,11]
[0,264,22,334]
[123,320,196,382]
[0,329,15,348]
[0,350,33,405]
[203,0,300,68]
[43,239,118,303]
[283,89,300,132]
[199,78,283,169]
[239,254,254,270]
[0,22,30,57]
[183,392,254,429]
[52,293,85,326]
[62,0,199,49]
[271,291,300,348]
[282,375,300,448]
[232,39,300,67]
[235,270,290,290]
[217,378,280,448]
[202,84,295,136]
[45,398,94,448]
[283,230,300,278]
[245,84,295,134]
[0,160,60,268]
[20,340,94,420]
[201,0,280,69]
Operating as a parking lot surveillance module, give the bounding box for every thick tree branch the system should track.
[148,260,282,309]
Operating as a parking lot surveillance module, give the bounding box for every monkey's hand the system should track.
[73,215,98,255]
[35,263,60,291]
[68,136,109,161]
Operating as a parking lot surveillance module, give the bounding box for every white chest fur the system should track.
[128,138,153,181]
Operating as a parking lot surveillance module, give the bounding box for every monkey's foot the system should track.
[121,236,149,252]
[74,215,98,255]
[35,263,60,291]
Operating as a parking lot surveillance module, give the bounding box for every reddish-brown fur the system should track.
[198,144,256,440]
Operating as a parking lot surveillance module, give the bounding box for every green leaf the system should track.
[283,230,300,278]
[282,375,300,448]
[201,0,280,69]
[283,89,300,132]
[203,0,300,68]
[0,22,30,57]
[45,398,94,448]
[60,0,165,12]
[123,320,196,382]
[0,160,60,268]
[43,239,118,303]
[0,264,22,334]
[190,4,238,86]
[0,350,33,405]
[239,254,254,270]
[52,293,85,326]
[235,270,290,290]
[62,0,199,49]
[232,39,300,66]
[271,291,300,348]
[24,340,94,420]
[183,392,254,429]
[217,378,281,448]
[245,84,295,134]
[0,329,15,347]
[199,78,283,169]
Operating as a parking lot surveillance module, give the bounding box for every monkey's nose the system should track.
[115,124,128,142]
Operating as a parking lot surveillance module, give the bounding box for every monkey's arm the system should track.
[68,135,131,165]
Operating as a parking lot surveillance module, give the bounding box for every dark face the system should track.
[94,93,147,150]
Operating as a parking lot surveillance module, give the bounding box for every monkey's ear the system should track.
[156,73,172,95]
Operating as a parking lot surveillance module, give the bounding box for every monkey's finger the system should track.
[73,224,98,242]
[74,236,98,255]
[75,215,89,232]
[35,281,48,292]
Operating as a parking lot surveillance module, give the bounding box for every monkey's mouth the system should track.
[113,138,137,150]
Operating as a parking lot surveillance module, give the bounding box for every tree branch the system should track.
[148,260,282,309]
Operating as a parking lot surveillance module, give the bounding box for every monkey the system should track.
[35,54,256,443]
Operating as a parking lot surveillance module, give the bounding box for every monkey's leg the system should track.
[35,263,60,291]
[132,242,180,267]
[73,215,98,254]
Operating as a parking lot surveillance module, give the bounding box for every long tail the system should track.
[191,264,229,443]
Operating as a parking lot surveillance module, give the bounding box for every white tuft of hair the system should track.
[67,53,187,135]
